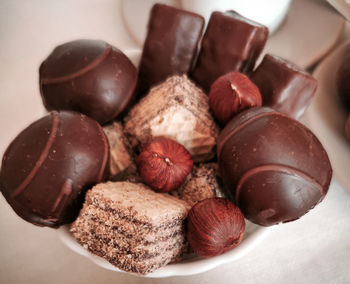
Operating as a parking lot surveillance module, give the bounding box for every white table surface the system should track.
[0,1,349,283]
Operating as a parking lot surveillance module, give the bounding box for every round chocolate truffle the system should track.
[39,39,137,125]
[0,111,109,227]
[336,44,350,110]
[217,107,332,226]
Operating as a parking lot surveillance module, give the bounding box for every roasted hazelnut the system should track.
[209,71,262,125]
[187,197,245,258]
[137,136,193,192]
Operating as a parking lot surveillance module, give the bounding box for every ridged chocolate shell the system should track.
[217,107,332,226]
[39,39,137,125]
[0,111,109,227]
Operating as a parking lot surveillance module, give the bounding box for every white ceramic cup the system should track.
[181,0,291,34]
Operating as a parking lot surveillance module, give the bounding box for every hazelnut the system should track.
[137,136,193,192]
[187,197,245,258]
[209,71,262,125]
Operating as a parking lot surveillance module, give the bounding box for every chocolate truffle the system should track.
[217,107,332,226]
[337,44,350,110]
[192,11,268,92]
[39,39,137,125]
[137,4,204,96]
[251,54,318,119]
[0,111,109,227]
[124,75,219,162]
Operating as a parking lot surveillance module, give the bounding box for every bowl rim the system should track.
[58,223,276,278]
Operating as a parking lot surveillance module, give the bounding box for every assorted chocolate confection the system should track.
[251,54,318,119]
[192,11,269,92]
[172,163,224,207]
[103,121,137,180]
[0,111,109,227]
[137,3,204,96]
[40,39,137,125]
[71,181,190,275]
[217,107,332,226]
[124,75,219,162]
[0,2,333,276]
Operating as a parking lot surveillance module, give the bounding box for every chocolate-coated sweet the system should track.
[40,39,137,125]
[192,11,268,92]
[0,111,109,228]
[337,44,350,110]
[137,4,204,96]
[251,54,318,119]
[217,107,332,226]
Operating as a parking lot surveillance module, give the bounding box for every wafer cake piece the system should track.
[71,181,190,275]
[124,75,219,162]
[103,121,137,180]
[172,163,224,207]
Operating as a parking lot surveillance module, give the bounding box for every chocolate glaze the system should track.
[137,4,204,96]
[251,54,317,119]
[39,39,137,125]
[217,107,332,226]
[337,44,350,110]
[0,111,109,227]
[192,11,268,92]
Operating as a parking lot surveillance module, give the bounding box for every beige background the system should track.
[1,1,350,283]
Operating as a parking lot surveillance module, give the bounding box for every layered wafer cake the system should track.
[124,75,219,162]
[103,121,137,181]
[71,181,190,275]
[172,163,224,207]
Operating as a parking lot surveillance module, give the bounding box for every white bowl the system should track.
[58,49,276,278]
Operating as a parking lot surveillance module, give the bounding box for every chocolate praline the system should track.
[217,107,332,226]
[137,4,204,96]
[39,39,137,125]
[251,54,317,119]
[0,111,109,227]
[192,11,268,92]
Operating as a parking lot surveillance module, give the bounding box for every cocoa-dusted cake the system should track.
[103,121,137,180]
[173,163,224,207]
[71,181,190,275]
[124,75,219,162]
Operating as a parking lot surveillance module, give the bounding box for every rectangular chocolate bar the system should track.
[192,11,268,92]
[137,4,204,96]
[251,54,318,119]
